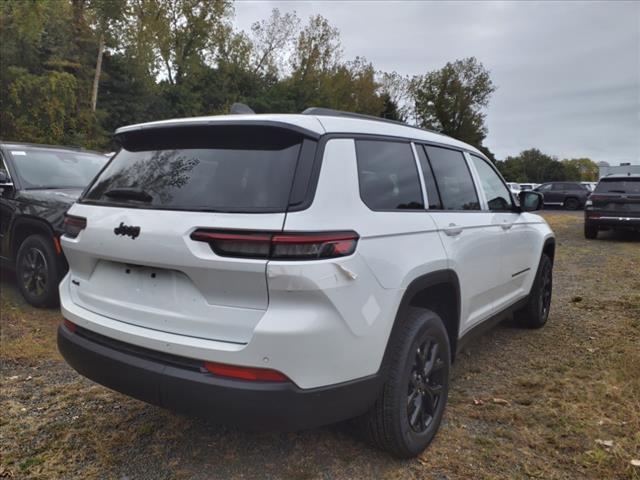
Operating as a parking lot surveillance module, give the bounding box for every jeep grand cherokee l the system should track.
[57,109,555,458]
[584,174,640,238]
[0,143,107,306]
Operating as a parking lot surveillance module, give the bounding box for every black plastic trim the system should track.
[381,270,461,368]
[456,295,529,355]
[57,325,383,431]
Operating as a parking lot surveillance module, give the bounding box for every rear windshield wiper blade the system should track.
[104,187,153,202]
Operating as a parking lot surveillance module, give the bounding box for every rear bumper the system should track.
[585,212,640,230]
[57,324,382,431]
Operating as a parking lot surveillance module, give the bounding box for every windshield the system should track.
[10,148,107,189]
[595,178,640,194]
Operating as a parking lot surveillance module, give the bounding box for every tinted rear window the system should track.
[595,178,640,194]
[83,126,307,213]
[355,140,424,210]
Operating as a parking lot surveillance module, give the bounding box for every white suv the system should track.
[58,109,555,458]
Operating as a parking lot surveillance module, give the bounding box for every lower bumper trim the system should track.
[57,325,382,431]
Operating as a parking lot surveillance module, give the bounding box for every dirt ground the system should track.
[1,211,639,480]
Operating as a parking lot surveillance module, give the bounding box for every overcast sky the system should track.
[234,1,640,165]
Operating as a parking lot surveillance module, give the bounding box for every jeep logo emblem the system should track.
[114,222,140,239]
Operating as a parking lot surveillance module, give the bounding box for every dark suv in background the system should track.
[534,181,591,210]
[0,142,107,306]
[584,174,640,239]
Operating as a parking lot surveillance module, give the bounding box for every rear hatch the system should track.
[63,124,318,344]
[591,177,640,216]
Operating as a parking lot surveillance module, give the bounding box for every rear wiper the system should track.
[104,187,153,202]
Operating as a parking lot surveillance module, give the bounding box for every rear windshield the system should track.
[82,126,307,213]
[595,178,640,194]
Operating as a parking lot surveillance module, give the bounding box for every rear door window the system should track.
[83,126,309,213]
[425,146,480,210]
[355,140,424,210]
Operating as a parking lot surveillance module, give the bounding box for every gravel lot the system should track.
[1,211,639,480]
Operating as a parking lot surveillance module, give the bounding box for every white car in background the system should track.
[507,182,522,197]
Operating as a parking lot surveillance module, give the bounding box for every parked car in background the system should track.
[0,143,107,306]
[534,181,590,210]
[519,183,538,191]
[57,109,555,458]
[581,181,597,192]
[507,182,522,197]
[584,174,640,238]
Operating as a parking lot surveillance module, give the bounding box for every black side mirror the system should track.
[0,170,9,183]
[519,191,543,212]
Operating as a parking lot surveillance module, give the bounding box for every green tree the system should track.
[496,148,567,183]
[378,71,411,122]
[143,0,233,84]
[1,67,78,144]
[411,57,495,150]
[562,158,599,181]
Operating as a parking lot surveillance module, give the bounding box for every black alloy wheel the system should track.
[360,308,450,458]
[20,247,48,298]
[407,338,446,433]
[538,258,552,324]
[16,234,62,307]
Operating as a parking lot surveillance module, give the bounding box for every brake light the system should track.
[203,361,289,382]
[190,230,359,260]
[63,215,87,238]
[63,318,77,333]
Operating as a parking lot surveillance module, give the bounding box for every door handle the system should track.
[444,223,463,237]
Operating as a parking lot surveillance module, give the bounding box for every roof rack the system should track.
[301,107,446,137]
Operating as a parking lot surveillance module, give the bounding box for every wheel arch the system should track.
[542,236,556,265]
[381,270,461,368]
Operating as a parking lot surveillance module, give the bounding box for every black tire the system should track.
[584,224,598,239]
[360,308,450,458]
[515,254,552,329]
[16,234,61,307]
[563,197,580,210]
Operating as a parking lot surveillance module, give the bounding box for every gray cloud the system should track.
[235,0,640,164]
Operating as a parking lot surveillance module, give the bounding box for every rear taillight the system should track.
[203,361,289,382]
[190,230,358,260]
[63,214,86,238]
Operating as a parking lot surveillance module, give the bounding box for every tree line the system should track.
[0,0,597,182]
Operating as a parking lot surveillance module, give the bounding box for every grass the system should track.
[1,211,639,479]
